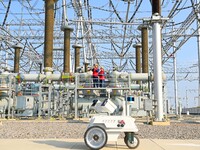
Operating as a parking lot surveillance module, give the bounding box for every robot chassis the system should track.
[84,98,140,150]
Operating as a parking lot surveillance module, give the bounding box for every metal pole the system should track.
[7,75,12,119]
[173,52,178,115]
[62,0,68,26]
[186,89,188,108]
[172,21,179,116]
[80,19,87,64]
[74,74,78,119]
[152,15,163,121]
[48,85,52,118]
[197,14,200,106]
[38,84,42,118]
[178,97,182,118]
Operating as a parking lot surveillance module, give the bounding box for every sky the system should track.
[167,36,199,108]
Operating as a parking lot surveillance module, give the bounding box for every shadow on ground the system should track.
[33,140,88,150]
[33,140,128,150]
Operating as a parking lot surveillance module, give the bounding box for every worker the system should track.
[92,64,99,87]
[98,66,105,88]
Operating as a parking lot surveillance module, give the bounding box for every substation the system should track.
[0,0,200,121]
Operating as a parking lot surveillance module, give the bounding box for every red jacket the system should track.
[92,67,99,77]
[98,69,105,80]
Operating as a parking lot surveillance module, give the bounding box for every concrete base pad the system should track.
[73,118,89,122]
[150,121,170,126]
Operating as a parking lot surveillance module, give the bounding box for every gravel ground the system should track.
[0,120,200,139]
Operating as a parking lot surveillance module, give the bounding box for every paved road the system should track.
[0,139,200,150]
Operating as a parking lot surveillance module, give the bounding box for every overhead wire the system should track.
[109,0,123,22]
[2,0,11,26]
[162,0,182,28]
[168,0,188,18]
[163,11,198,63]
[128,0,143,23]
[190,0,200,23]
[148,0,197,64]
[161,0,170,8]
[120,0,130,56]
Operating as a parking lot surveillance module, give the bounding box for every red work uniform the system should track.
[98,68,105,87]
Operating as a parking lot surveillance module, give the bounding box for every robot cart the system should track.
[84,99,140,150]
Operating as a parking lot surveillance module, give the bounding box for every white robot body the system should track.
[84,98,140,149]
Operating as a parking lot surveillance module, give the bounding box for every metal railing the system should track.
[76,74,131,90]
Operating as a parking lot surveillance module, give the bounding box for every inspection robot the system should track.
[84,98,140,149]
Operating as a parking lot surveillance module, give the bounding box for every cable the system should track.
[2,0,12,26]
[128,0,143,23]
[109,0,123,23]
[190,0,200,23]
